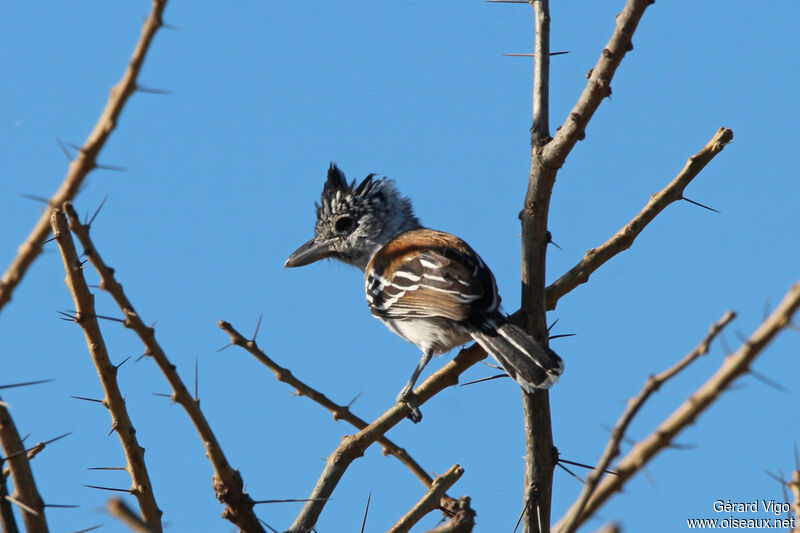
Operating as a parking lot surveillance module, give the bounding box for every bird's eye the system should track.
[334,216,354,233]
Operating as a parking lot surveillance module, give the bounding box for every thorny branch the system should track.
[218,320,459,514]
[555,281,800,531]
[388,464,464,533]
[50,210,162,530]
[545,127,734,311]
[0,0,169,314]
[0,402,47,532]
[557,311,736,533]
[62,203,264,533]
[287,342,487,532]
[520,1,657,531]
[519,0,555,529]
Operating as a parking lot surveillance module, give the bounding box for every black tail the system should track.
[471,316,564,392]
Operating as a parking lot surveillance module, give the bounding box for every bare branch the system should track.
[0,0,169,314]
[0,402,48,532]
[50,210,162,530]
[557,310,736,533]
[520,1,556,531]
[542,0,656,168]
[218,320,459,512]
[555,282,800,531]
[287,342,488,532]
[0,451,20,533]
[62,203,264,532]
[107,497,157,533]
[388,464,464,533]
[422,496,476,533]
[545,127,734,310]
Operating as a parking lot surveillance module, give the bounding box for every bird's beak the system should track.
[284,238,334,268]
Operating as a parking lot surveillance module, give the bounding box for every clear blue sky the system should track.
[1,2,798,532]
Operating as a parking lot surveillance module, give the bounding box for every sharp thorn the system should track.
[556,461,585,484]
[681,195,720,213]
[114,355,132,370]
[459,373,509,386]
[252,313,264,342]
[764,469,784,484]
[70,395,104,404]
[19,193,52,205]
[44,503,79,508]
[82,484,131,493]
[0,378,54,390]
[347,390,362,408]
[71,526,103,533]
[748,369,788,393]
[88,196,109,226]
[513,496,531,533]
[547,319,559,332]
[549,333,576,340]
[87,466,127,471]
[135,85,172,95]
[56,138,74,162]
[95,164,127,172]
[360,492,371,533]
[252,497,330,504]
[558,457,618,476]
[216,342,233,353]
[503,51,570,57]
[259,519,280,533]
[42,431,72,446]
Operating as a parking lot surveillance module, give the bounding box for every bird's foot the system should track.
[396,387,422,424]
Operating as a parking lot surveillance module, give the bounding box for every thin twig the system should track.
[542,0,655,168]
[0,401,48,532]
[555,282,800,531]
[557,310,736,533]
[388,465,464,533]
[63,203,264,532]
[0,0,169,314]
[50,210,162,530]
[545,127,734,310]
[218,320,459,512]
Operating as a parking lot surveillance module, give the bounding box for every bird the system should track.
[285,163,564,422]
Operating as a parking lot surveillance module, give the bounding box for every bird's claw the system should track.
[397,388,422,423]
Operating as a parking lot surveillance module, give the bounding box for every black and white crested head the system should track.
[285,163,421,270]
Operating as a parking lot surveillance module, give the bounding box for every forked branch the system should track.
[557,310,736,533]
[62,203,264,533]
[388,464,464,533]
[287,342,486,532]
[218,320,459,513]
[0,0,169,314]
[50,210,162,530]
[555,281,800,531]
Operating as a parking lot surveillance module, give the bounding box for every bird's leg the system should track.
[396,349,433,423]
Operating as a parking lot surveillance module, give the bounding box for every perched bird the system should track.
[285,163,564,422]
